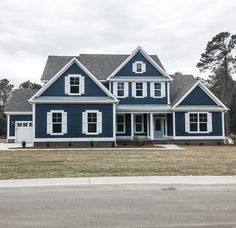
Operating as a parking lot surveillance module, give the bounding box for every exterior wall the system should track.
[35,103,113,139]
[41,63,107,97]
[111,82,168,104]
[114,51,165,77]
[9,115,32,137]
[167,113,173,136]
[175,111,222,136]
[179,86,218,106]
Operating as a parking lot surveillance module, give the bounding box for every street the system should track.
[0,184,236,227]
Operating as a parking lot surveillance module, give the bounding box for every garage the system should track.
[15,121,33,143]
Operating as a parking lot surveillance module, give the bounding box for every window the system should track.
[23,123,28,127]
[132,61,146,74]
[154,83,161,97]
[70,76,80,94]
[136,83,143,97]
[135,114,144,133]
[87,112,97,133]
[82,110,102,135]
[65,74,85,95]
[117,114,125,133]
[47,110,67,135]
[188,113,209,133]
[52,112,62,133]
[117,82,124,97]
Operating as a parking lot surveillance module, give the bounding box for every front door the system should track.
[154,118,164,138]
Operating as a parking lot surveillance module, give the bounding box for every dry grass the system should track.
[0,146,236,179]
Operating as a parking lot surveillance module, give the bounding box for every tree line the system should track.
[0,32,235,137]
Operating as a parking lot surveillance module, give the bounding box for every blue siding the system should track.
[175,112,222,136]
[35,104,113,138]
[9,115,32,136]
[117,82,168,104]
[41,63,107,97]
[167,114,173,136]
[114,51,166,77]
[179,86,218,106]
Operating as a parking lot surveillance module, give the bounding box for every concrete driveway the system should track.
[0,143,33,150]
[0,184,236,227]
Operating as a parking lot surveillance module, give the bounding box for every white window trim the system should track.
[186,112,212,134]
[116,114,126,134]
[116,82,125,98]
[48,110,66,136]
[132,82,147,98]
[66,74,85,95]
[151,82,162,98]
[83,110,102,135]
[132,61,146,74]
[113,82,128,98]
[134,114,144,133]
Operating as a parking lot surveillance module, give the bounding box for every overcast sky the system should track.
[1,0,236,87]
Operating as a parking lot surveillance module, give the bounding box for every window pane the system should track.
[117,89,124,97]
[117,115,124,123]
[117,82,124,89]
[135,115,143,123]
[136,83,143,89]
[117,124,124,132]
[200,123,207,131]
[53,123,62,133]
[190,114,198,122]
[190,123,198,131]
[136,123,142,132]
[136,90,143,96]
[154,83,161,90]
[88,123,97,133]
[199,113,207,122]
[70,77,79,85]
[70,86,80,94]
[88,113,97,123]
[52,113,62,123]
[136,63,142,72]
[154,90,161,97]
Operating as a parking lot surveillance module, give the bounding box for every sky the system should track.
[0,0,236,88]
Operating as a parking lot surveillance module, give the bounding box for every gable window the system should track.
[185,112,212,133]
[117,114,125,133]
[132,61,146,74]
[135,114,144,133]
[65,74,85,95]
[117,82,124,97]
[136,83,143,97]
[82,110,102,135]
[47,110,67,135]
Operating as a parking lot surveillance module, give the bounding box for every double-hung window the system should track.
[65,74,85,95]
[117,82,124,97]
[132,61,146,74]
[135,114,144,133]
[187,112,211,133]
[136,83,143,97]
[117,114,125,133]
[154,82,161,97]
[52,112,62,133]
[47,110,67,135]
[87,112,97,133]
[70,76,80,94]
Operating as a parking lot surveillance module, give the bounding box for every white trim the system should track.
[32,104,36,142]
[147,114,150,139]
[30,99,116,104]
[48,110,67,136]
[173,112,176,137]
[15,121,33,143]
[167,82,170,105]
[113,103,116,142]
[66,74,84,95]
[131,113,134,140]
[173,106,226,111]
[7,114,10,140]
[134,114,144,133]
[172,81,228,110]
[132,82,145,98]
[173,136,225,140]
[83,110,102,135]
[116,114,126,134]
[5,112,32,115]
[132,61,146,74]
[109,78,171,82]
[34,137,115,142]
[150,113,154,140]
[222,112,225,138]
[107,46,173,80]
[150,82,162,98]
[114,82,126,98]
[29,57,118,103]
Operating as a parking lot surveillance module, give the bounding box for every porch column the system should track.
[147,114,150,139]
[131,113,134,140]
[150,113,154,140]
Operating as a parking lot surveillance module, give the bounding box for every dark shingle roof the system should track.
[5,89,39,112]
[170,74,197,105]
[41,54,165,81]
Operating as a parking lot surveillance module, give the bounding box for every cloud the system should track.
[0,0,236,87]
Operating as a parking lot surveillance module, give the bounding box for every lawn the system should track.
[0,146,236,179]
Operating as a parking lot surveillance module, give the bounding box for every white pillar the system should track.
[173,112,176,138]
[150,113,154,140]
[147,114,150,139]
[7,114,10,142]
[131,113,134,140]
[222,111,225,138]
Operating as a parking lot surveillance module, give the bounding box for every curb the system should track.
[0,176,236,188]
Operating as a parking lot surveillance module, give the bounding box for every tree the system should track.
[196,32,236,134]
[19,80,42,90]
[0,79,14,135]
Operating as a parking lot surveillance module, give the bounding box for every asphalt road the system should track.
[0,184,236,228]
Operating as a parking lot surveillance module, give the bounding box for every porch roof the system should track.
[116,104,171,113]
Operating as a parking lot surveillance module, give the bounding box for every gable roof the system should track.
[5,89,39,113]
[170,74,197,106]
[41,53,165,81]
[107,46,172,80]
[30,57,118,103]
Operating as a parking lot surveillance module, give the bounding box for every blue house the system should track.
[5,47,228,146]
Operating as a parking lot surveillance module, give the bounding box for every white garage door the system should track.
[15,121,33,143]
